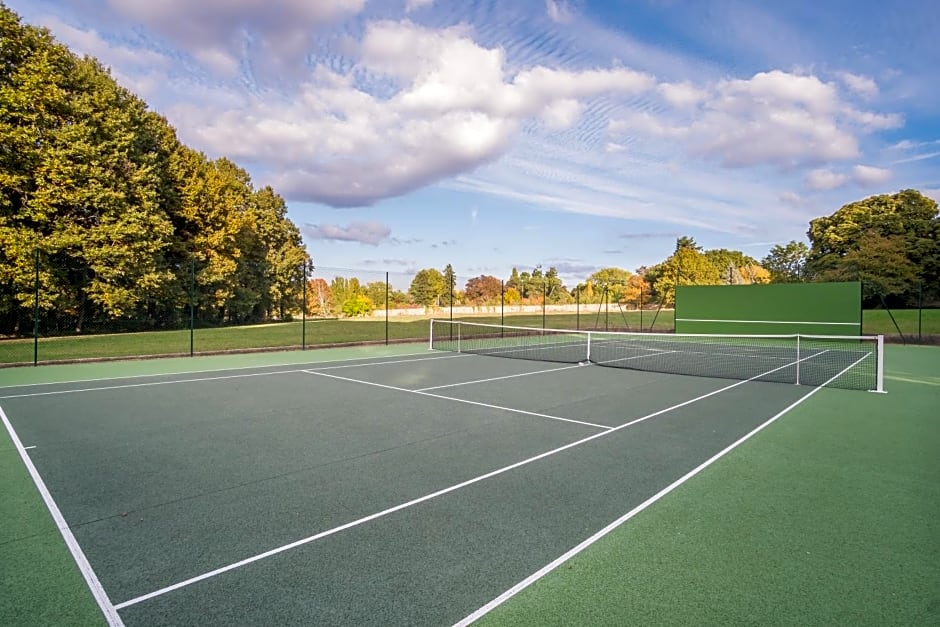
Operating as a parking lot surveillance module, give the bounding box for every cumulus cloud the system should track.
[852,165,892,186]
[177,20,656,206]
[805,168,848,190]
[303,221,392,245]
[106,0,366,74]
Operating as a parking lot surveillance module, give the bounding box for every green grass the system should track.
[480,344,940,626]
[0,309,936,366]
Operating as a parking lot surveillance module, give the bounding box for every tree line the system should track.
[0,7,308,335]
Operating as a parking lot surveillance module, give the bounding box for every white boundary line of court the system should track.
[675,318,860,326]
[453,352,870,626]
[0,354,467,400]
[306,369,612,430]
[0,405,125,627]
[0,349,446,391]
[113,351,822,611]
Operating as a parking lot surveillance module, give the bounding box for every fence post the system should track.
[385,271,389,346]
[918,280,923,342]
[500,280,504,331]
[302,261,307,350]
[576,288,580,330]
[542,279,546,329]
[33,249,39,366]
[189,256,195,357]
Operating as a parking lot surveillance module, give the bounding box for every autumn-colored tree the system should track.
[465,275,502,304]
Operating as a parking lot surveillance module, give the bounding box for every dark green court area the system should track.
[0,347,851,626]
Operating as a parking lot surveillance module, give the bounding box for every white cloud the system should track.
[303,221,392,245]
[852,165,892,186]
[106,0,366,74]
[778,191,806,206]
[805,168,848,190]
[609,70,901,169]
[175,20,656,206]
[545,0,575,24]
[36,15,169,70]
[837,72,879,98]
[658,81,708,108]
[405,0,434,12]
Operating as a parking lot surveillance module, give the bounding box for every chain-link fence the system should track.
[1,255,936,366]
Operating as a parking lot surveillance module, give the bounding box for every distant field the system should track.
[0,309,935,366]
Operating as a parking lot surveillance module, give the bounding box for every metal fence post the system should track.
[385,271,389,346]
[189,256,195,357]
[302,261,307,350]
[33,249,39,366]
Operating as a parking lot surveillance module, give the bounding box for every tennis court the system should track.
[0,322,930,626]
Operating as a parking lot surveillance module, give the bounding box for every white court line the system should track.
[414,363,585,392]
[114,352,815,611]
[0,349,446,391]
[24,445,36,450]
[0,354,466,400]
[0,405,125,626]
[453,351,870,626]
[306,370,611,431]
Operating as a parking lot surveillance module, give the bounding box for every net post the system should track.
[585,331,592,363]
[428,319,434,351]
[457,321,461,353]
[874,334,885,393]
[795,334,800,385]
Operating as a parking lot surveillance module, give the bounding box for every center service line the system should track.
[114,353,812,611]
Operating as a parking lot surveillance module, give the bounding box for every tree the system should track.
[544,266,573,304]
[364,281,387,309]
[409,268,444,307]
[306,278,333,316]
[464,275,502,304]
[652,247,721,306]
[341,293,374,317]
[807,189,938,304]
[586,267,632,302]
[761,241,809,283]
[441,264,456,305]
[703,249,759,285]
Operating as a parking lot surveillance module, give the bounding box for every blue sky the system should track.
[11,0,939,286]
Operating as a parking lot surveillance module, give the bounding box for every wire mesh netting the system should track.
[430,320,883,392]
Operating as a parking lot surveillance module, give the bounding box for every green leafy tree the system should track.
[409,268,444,307]
[653,248,721,306]
[442,263,456,305]
[807,189,938,304]
[341,293,374,317]
[761,241,810,283]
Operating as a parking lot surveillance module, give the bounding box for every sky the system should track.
[10,0,940,287]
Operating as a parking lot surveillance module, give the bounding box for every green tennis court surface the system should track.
[1,341,937,625]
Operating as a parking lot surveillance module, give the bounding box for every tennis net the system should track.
[429,320,884,392]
